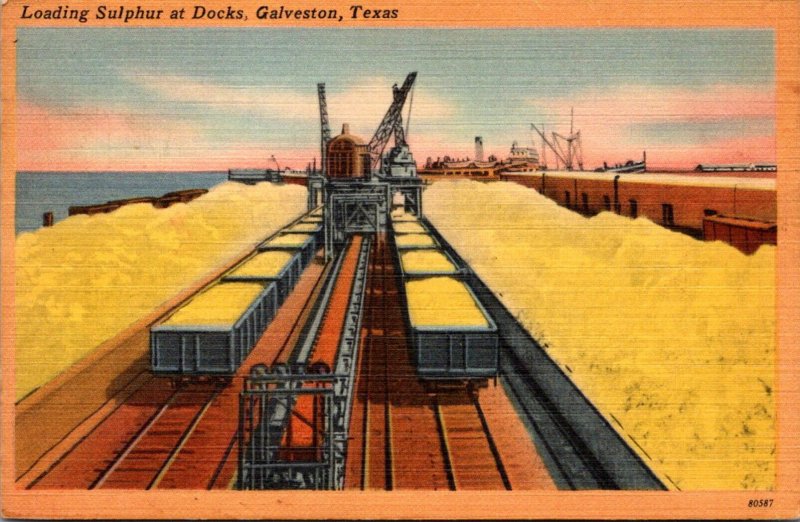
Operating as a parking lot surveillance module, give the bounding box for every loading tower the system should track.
[310,72,425,260]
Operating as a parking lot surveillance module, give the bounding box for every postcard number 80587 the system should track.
[748,499,774,508]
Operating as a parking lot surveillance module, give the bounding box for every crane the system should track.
[367,72,417,169]
[317,82,332,175]
[531,108,584,171]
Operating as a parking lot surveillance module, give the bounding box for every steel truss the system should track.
[238,238,370,490]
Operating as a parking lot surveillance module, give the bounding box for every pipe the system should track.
[613,175,621,214]
[574,178,578,210]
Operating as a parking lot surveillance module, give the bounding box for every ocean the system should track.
[14,171,229,234]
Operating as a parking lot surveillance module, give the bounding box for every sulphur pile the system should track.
[400,250,457,274]
[230,251,294,278]
[393,222,427,234]
[264,233,312,248]
[288,222,321,233]
[395,233,436,249]
[425,180,775,490]
[405,276,489,328]
[15,182,307,400]
[162,281,266,327]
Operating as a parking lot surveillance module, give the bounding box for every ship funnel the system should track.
[475,136,484,162]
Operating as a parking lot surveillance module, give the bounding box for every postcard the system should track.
[1,0,798,519]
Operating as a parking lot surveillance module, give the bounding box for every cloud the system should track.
[640,134,776,169]
[530,84,775,125]
[123,71,457,137]
[16,98,209,170]
[22,77,772,172]
[326,77,457,137]
[526,84,775,168]
[19,70,461,171]
[124,72,320,121]
[18,97,334,171]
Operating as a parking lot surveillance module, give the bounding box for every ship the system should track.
[593,152,647,173]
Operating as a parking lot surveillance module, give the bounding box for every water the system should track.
[15,171,228,234]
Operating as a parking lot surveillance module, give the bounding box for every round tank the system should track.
[326,123,371,179]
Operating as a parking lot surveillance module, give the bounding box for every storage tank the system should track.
[326,123,371,179]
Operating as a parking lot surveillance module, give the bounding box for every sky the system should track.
[16,28,775,171]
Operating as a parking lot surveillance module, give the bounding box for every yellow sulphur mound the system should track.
[162,282,266,327]
[14,181,307,400]
[424,179,775,490]
[405,276,489,328]
[230,251,294,278]
[264,233,312,248]
[395,233,436,248]
[400,250,457,274]
[394,222,427,234]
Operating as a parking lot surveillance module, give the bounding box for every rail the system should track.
[237,235,371,490]
[432,386,511,490]
[24,216,329,490]
[420,216,666,490]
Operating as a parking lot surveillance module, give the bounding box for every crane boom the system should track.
[532,123,568,167]
[368,72,417,168]
[317,82,332,174]
[531,114,584,171]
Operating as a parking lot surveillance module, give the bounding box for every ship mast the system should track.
[531,108,584,171]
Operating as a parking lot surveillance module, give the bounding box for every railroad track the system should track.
[28,380,221,490]
[379,233,450,491]
[345,234,535,491]
[26,377,176,489]
[21,217,664,492]
[15,212,324,482]
[345,221,661,492]
[236,235,371,489]
[433,386,511,490]
[163,258,332,490]
[364,234,393,489]
[93,383,223,489]
[22,250,331,490]
[32,237,358,491]
[277,236,366,453]
[422,217,667,491]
